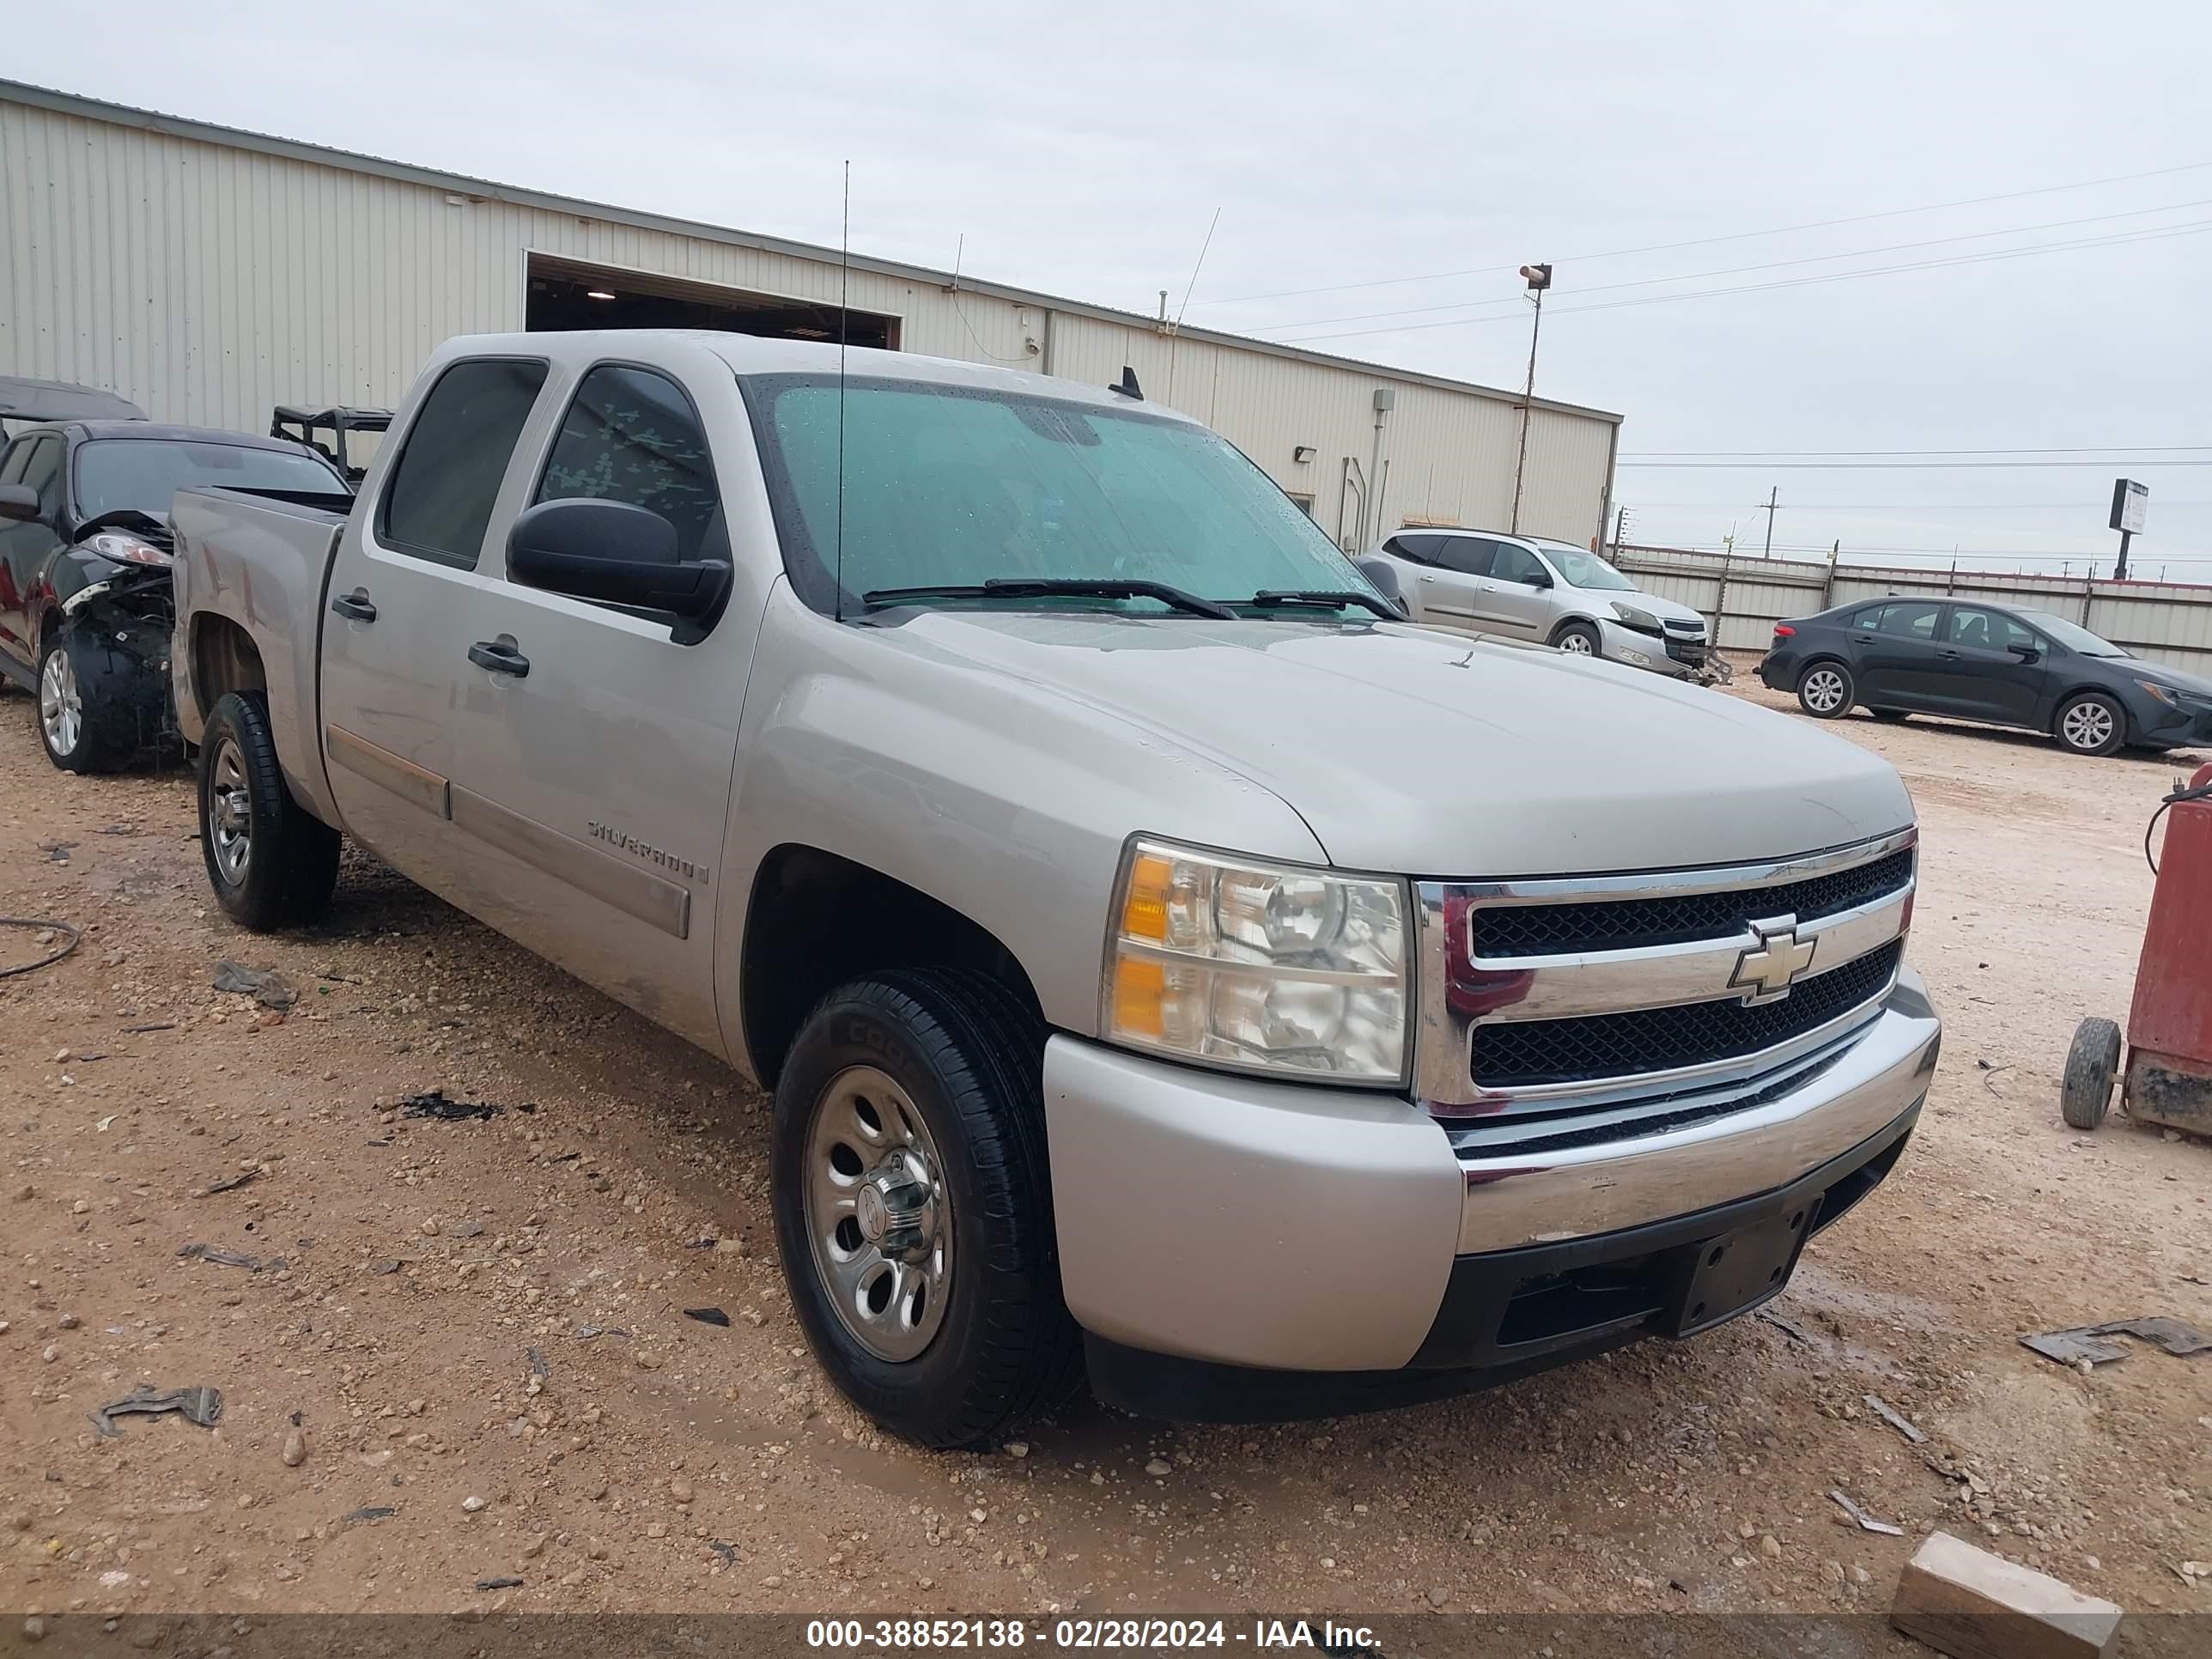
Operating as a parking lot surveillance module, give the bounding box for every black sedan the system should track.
[1758,595,2212,757]
[0,409,347,771]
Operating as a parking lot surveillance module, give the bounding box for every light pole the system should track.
[1509,262,1551,534]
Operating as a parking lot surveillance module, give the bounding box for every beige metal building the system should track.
[0,79,1622,549]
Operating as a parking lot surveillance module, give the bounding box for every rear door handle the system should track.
[468,640,530,678]
[329,589,377,623]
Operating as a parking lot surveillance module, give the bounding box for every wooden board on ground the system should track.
[1891,1530,2121,1659]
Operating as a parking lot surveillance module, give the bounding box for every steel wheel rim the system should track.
[1559,632,1593,655]
[802,1064,952,1362]
[39,649,82,756]
[2062,702,2113,750]
[208,737,254,882]
[1803,669,1845,712]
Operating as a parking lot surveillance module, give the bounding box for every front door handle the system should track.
[1939,648,1961,659]
[468,639,530,678]
[329,589,377,623]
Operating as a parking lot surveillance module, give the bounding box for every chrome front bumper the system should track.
[1043,969,1939,1375]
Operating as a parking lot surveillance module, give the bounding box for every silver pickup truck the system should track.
[169,330,1941,1445]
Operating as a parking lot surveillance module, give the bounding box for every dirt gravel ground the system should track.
[3,670,2209,1630]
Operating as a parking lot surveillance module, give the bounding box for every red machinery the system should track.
[2065,762,2212,1135]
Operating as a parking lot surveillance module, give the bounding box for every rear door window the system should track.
[1873,600,1941,641]
[1383,532,1444,565]
[1437,537,1497,576]
[532,365,721,563]
[377,359,550,569]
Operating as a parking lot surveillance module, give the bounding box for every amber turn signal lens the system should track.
[1119,852,1174,941]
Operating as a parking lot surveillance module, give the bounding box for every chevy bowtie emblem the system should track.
[1731,917,1818,1004]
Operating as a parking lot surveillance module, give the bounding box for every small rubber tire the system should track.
[2054,691,2126,757]
[198,690,342,931]
[2061,1017,2122,1131]
[772,968,1082,1449]
[36,619,146,775]
[1871,708,1911,723]
[1796,660,1855,719]
[1551,621,1601,657]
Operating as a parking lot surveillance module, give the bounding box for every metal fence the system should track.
[1611,545,2212,678]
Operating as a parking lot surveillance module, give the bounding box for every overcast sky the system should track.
[13,2,2212,574]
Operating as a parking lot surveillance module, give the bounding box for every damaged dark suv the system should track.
[0,398,349,772]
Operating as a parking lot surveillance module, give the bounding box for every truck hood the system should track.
[878,611,1915,876]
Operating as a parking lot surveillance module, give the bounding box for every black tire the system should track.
[2054,691,2126,757]
[2061,1017,2122,1131]
[1871,708,1911,723]
[772,968,1082,1449]
[198,691,341,931]
[35,619,149,774]
[1796,659,1855,719]
[1550,620,1601,658]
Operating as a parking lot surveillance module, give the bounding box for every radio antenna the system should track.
[834,159,851,623]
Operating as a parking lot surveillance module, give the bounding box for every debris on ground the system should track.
[202,1168,261,1196]
[0,915,82,980]
[89,1384,224,1437]
[1830,1488,1905,1536]
[1865,1392,1928,1443]
[2021,1316,2212,1368]
[1758,1310,1814,1346]
[451,1219,485,1237]
[123,1021,177,1034]
[709,1540,737,1567]
[177,1242,285,1272]
[1891,1530,2121,1659]
[340,1506,396,1528]
[684,1306,732,1327]
[212,959,299,1009]
[402,1090,505,1121]
[528,1346,550,1379]
[475,1576,524,1591]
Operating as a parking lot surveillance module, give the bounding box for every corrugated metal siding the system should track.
[1,94,1618,549]
[1613,544,2212,678]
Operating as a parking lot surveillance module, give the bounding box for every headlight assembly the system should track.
[1610,601,1662,635]
[1102,838,1410,1082]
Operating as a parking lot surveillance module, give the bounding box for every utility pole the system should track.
[1612,503,1629,556]
[1509,263,1551,534]
[1759,486,1778,559]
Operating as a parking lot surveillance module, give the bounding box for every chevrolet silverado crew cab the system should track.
[170,331,1941,1446]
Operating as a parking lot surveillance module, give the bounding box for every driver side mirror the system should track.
[2008,643,2041,663]
[0,483,40,523]
[1522,567,1553,589]
[1353,556,1413,618]
[507,498,730,623]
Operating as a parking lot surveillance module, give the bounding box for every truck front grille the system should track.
[1473,848,1912,958]
[1468,939,1903,1090]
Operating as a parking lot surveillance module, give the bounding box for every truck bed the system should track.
[169,485,351,825]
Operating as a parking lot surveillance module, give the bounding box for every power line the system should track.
[1620,459,2212,470]
[1621,445,2212,459]
[1272,218,2212,343]
[1627,500,2212,510]
[1193,157,2212,309]
[1251,197,2212,335]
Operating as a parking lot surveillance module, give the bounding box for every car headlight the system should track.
[2136,678,2182,708]
[1610,601,1662,635]
[1103,838,1409,1082]
[83,530,173,567]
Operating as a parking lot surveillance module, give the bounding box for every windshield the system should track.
[743,374,1382,615]
[2015,609,2130,658]
[74,440,344,523]
[1535,542,1636,591]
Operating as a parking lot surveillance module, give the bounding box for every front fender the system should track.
[714,584,1328,1073]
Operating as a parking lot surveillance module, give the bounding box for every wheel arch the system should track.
[739,843,1047,1091]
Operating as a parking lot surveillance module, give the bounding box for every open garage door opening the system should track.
[526,255,898,349]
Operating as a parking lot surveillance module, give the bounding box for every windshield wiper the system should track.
[861,578,1237,620]
[1247,589,1402,621]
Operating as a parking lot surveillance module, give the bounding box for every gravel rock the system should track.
[461,1495,489,1513]
[281,1430,306,1468]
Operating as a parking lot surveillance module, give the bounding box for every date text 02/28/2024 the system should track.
[804,1620,1379,1650]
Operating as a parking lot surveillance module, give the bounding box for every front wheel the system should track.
[2054,692,2125,757]
[2061,1017,2122,1130]
[37,622,143,774]
[1796,661,1854,719]
[1552,621,1600,657]
[198,691,341,930]
[772,969,1081,1448]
